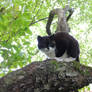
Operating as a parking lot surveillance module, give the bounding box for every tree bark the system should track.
[46,5,74,35]
[0,59,92,92]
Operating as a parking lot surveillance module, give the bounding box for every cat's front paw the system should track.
[54,57,64,62]
[64,57,76,62]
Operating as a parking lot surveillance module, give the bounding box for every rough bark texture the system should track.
[0,59,92,92]
[46,5,74,35]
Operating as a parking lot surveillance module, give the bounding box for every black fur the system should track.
[37,32,80,62]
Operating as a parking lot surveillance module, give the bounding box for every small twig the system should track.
[29,17,48,26]
[30,0,44,26]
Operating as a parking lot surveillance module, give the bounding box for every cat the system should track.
[37,32,80,62]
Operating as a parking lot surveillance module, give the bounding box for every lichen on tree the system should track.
[0,60,92,92]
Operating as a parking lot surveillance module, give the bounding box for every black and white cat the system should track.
[37,32,80,62]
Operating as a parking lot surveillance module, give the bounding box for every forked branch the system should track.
[46,5,74,35]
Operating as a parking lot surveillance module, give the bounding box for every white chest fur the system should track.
[41,47,68,59]
[41,47,75,62]
[41,47,56,58]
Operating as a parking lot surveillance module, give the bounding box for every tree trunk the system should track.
[0,59,92,92]
[46,6,74,35]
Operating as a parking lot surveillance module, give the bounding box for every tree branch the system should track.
[29,17,48,26]
[0,59,92,92]
[46,5,74,35]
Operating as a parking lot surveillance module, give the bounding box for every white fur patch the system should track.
[41,47,75,62]
[64,57,76,62]
[55,57,76,62]
[60,51,68,58]
[41,47,56,58]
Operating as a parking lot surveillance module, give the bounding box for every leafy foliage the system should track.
[0,0,92,91]
[0,0,60,75]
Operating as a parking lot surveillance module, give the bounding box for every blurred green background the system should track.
[0,0,92,91]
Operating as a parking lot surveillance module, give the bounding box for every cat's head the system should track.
[37,35,55,51]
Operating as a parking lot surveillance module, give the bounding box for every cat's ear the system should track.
[37,35,42,41]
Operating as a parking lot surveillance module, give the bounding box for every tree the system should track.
[0,0,92,91]
[0,60,92,92]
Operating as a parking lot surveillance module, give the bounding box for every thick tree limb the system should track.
[46,5,74,35]
[0,59,92,92]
